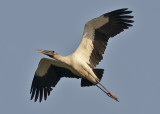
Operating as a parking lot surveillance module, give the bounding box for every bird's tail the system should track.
[93,68,104,81]
[81,69,104,87]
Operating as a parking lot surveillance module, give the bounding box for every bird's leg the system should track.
[96,84,118,101]
[98,82,119,102]
[89,73,119,102]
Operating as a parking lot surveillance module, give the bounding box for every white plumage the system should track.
[30,8,134,102]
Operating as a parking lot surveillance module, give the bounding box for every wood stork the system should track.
[30,8,134,102]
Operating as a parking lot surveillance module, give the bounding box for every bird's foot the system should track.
[107,92,119,102]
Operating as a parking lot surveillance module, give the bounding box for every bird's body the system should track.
[36,52,100,84]
[30,8,134,102]
[65,54,99,84]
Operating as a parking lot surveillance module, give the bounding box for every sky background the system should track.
[0,0,160,114]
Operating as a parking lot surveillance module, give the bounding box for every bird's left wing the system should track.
[30,58,79,102]
[73,8,134,68]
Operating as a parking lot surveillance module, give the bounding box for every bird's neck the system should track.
[53,52,69,65]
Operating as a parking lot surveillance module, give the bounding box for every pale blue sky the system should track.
[0,0,160,114]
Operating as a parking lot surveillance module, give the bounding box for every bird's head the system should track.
[36,49,56,58]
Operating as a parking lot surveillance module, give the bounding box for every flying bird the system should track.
[30,8,134,102]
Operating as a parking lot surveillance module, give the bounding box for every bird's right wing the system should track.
[30,58,79,102]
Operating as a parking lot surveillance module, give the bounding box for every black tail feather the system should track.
[93,69,104,81]
[81,69,104,87]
